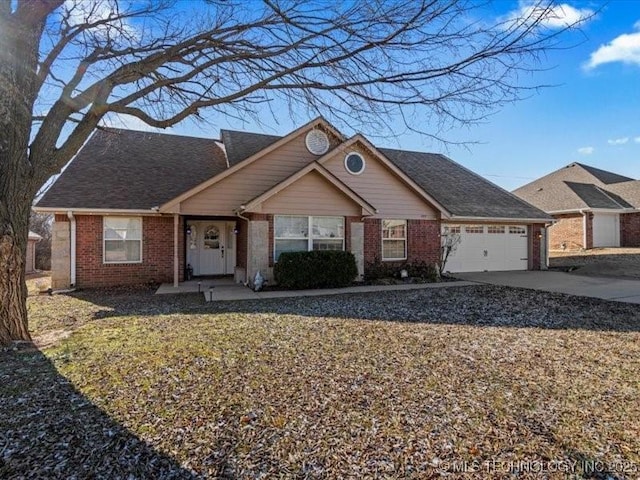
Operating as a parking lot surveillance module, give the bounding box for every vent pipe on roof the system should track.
[67,211,76,287]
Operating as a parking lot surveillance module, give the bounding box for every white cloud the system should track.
[62,0,137,39]
[608,137,629,146]
[577,146,594,155]
[585,25,640,69]
[635,136,640,143]
[100,113,167,133]
[505,2,593,29]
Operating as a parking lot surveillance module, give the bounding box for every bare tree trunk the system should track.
[0,1,55,346]
[0,217,31,345]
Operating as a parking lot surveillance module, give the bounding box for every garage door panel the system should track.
[593,213,620,247]
[443,224,528,273]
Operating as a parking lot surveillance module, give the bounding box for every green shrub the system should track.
[364,258,438,282]
[274,251,358,289]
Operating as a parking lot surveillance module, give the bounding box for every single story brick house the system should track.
[513,162,640,251]
[34,118,551,289]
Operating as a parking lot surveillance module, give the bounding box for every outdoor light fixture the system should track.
[186,226,192,235]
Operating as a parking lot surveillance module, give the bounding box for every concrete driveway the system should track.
[455,270,640,304]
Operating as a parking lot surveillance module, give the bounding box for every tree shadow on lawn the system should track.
[72,284,640,333]
[0,347,200,479]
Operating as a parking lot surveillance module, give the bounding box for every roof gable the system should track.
[161,117,343,212]
[317,135,449,217]
[242,162,375,216]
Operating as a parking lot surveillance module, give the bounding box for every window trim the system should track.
[103,216,143,264]
[273,215,345,261]
[344,152,366,175]
[381,219,407,261]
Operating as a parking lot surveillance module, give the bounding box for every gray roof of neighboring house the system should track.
[380,149,551,220]
[564,182,633,209]
[578,163,634,184]
[37,127,551,220]
[513,162,639,212]
[37,128,227,210]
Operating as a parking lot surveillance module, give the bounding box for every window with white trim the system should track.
[274,215,344,261]
[509,226,526,235]
[443,225,461,234]
[382,219,407,260]
[103,217,142,263]
[487,225,505,234]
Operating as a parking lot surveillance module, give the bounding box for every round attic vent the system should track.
[305,129,329,155]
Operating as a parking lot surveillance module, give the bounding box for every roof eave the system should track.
[446,215,554,223]
[32,206,163,215]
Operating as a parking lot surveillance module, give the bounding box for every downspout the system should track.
[66,211,76,287]
[236,209,251,285]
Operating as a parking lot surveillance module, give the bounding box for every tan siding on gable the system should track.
[181,133,338,215]
[260,171,362,216]
[323,147,437,219]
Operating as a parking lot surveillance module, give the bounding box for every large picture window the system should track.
[274,215,344,261]
[382,219,407,260]
[103,217,142,263]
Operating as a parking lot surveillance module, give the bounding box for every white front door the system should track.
[200,223,225,275]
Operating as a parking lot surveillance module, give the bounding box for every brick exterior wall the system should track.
[364,218,440,270]
[548,213,585,251]
[75,215,184,288]
[528,223,543,271]
[407,219,441,265]
[585,213,594,249]
[621,212,640,247]
[364,218,383,265]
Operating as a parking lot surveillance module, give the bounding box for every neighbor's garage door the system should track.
[592,213,620,247]
[442,224,528,273]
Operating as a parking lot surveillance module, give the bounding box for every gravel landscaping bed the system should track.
[2,284,640,478]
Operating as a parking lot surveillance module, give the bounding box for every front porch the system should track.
[169,214,247,288]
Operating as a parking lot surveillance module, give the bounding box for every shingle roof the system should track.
[609,180,640,207]
[221,130,281,167]
[513,162,639,212]
[577,163,634,184]
[37,127,552,220]
[564,182,632,209]
[380,149,551,220]
[37,128,227,210]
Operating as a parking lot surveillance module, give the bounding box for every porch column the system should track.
[173,214,179,287]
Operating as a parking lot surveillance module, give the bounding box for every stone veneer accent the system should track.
[51,214,71,289]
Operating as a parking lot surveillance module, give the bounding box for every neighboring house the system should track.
[34,118,551,289]
[514,162,640,251]
[26,231,41,274]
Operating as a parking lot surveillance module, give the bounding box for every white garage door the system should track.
[592,213,620,247]
[442,224,529,273]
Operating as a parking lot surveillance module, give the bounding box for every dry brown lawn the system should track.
[1,278,639,479]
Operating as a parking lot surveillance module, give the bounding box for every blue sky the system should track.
[107,1,640,192]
